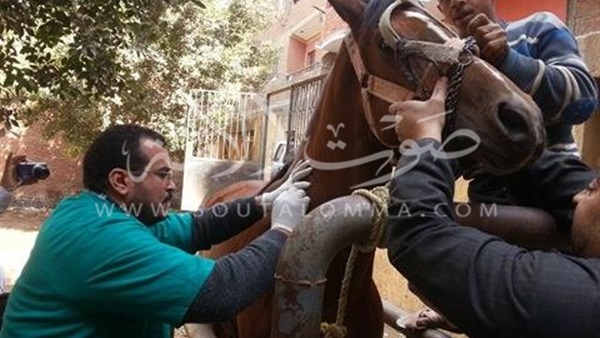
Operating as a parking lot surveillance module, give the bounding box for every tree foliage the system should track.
[0,0,278,158]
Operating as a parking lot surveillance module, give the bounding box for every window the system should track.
[307,50,316,66]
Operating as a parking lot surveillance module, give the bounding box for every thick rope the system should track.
[352,186,390,252]
[320,186,390,338]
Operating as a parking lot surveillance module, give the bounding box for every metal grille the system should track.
[260,75,326,169]
[185,90,260,161]
[285,77,326,154]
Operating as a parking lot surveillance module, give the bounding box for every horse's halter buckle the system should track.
[345,0,477,147]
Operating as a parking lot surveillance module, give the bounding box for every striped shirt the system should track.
[499,12,598,157]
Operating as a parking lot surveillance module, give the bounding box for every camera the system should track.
[16,162,50,183]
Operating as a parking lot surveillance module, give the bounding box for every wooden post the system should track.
[577,32,600,169]
[566,0,577,31]
[570,0,600,169]
[582,104,600,169]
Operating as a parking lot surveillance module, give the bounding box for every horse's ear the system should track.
[327,0,367,32]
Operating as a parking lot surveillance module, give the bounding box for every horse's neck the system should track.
[304,50,392,207]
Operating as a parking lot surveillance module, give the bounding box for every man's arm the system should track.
[505,149,598,227]
[182,186,309,322]
[387,139,600,338]
[189,160,312,250]
[0,187,13,213]
[498,12,598,124]
[147,197,264,252]
[182,229,287,322]
[1,152,35,213]
[191,197,264,250]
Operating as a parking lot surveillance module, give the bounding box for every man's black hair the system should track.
[83,124,167,194]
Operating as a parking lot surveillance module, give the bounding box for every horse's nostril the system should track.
[498,103,528,135]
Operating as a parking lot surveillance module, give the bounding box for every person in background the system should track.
[387,77,599,338]
[0,152,39,213]
[436,0,598,203]
[0,152,41,306]
[0,124,312,337]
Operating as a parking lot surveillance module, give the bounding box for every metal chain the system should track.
[443,37,477,137]
[390,35,477,137]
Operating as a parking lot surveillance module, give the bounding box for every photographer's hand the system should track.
[1,152,36,191]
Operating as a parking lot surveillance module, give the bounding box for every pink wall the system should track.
[286,37,307,73]
[496,0,567,21]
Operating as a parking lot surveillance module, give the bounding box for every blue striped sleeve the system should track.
[499,12,598,125]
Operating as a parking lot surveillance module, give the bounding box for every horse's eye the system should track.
[378,39,392,53]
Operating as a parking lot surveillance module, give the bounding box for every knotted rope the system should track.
[320,186,390,338]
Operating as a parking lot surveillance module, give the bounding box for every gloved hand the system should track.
[271,186,310,234]
[260,159,312,210]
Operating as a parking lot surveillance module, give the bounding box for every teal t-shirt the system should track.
[0,191,215,338]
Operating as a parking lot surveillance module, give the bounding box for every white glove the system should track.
[261,159,312,210]
[271,186,310,234]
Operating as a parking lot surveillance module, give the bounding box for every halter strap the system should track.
[379,0,466,64]
[344,34,416,105]
[345,34,413,149]
[344,0,478,148]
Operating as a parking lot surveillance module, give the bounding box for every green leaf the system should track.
[4,73,15,87]
[1,0,278,156]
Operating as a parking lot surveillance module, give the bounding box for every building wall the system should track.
[264,0,327,75]
[496,0,567,21]
[573,0,600,35]
[305,37,320,66]
[286,35,322,73]
[287,37,308,73]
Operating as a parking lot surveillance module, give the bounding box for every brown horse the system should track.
[191,0,544,337]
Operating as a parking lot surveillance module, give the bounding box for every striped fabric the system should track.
[498,12,598,157]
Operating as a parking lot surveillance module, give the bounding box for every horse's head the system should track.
[329,0,545,175]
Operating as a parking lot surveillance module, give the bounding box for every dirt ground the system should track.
[0,209,48,290]
[0,207,462,338]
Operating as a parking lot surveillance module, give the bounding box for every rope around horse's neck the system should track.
[352,186,389,252]
[320,186,390,338]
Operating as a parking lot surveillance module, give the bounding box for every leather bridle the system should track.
[345,0,477,147]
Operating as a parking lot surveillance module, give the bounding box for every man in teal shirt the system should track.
[0,124,311,337]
